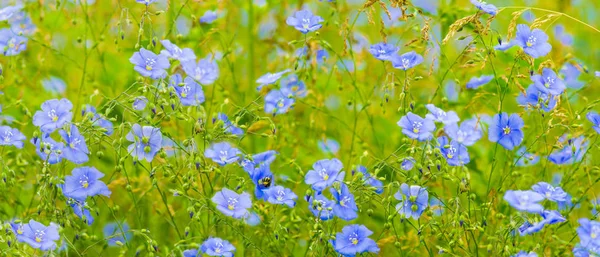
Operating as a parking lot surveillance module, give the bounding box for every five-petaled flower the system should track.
[391,51,424,70]
[0,126,26,148]
[204,142,241,166]
[182,56,220,85]
[398,112,436,141]
[514,24,552,58]
[32,98,73,133]
[12,220,60,251]
[61,166,111,201]
[330,183,358,221]
[129,48,170,79]
[59,124,89,164]
[266,185,297,208]
[126,124,163,162]
[488,112,524,150]
[212,188,252,219]
[394,183,429,219]
[503,190,544,213]
[286,10,324,34]
[331,224,380,256]
[369,43,399,61]
[304,158,345,192]
[169,74,205,106]
[531,68,565,96]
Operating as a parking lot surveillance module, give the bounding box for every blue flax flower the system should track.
[391,51,424,70]
[0,126,25,148]
[356,165,383,194]
[32,135,64,164]
[470,0,498,15]
[561,63,585,89]
[586,111,600,134]
[397,112,436,141]
[59,124,89,164]
[281,74,307,98]
[61,166,111,201]
[256,69,290,91]
[531,68,565,96]
[515,147,540,167]
[170,74,205,106]
[317,138,340,154]
[401,157,415,171]
[369,43,399,61]
[0,29,27,56]
[126,124,162,162]
[136,0,156,5]
[204,142,241,166]
[425,104,459,125]
[331,183,358,220]
[240,150,277,174]
[0,5,22,21]
[32,98,73,133]
[548,136,588,165]
[332,224,380,256]
[531,182,567,202]
[182,56,219,85]
[103,222,132,246]
[444,118,483,146]
[577,218,600,251]
[212,188,252,219]
[41,76,66,95]
[304,158,345,192]
[466,75,494,89]
[83,105,114,135]
[517,84,557,112]
[514,24,552,58]
[68,199,94,225]
[13,220,60,251]
[264,88,295,115]
[437,136,470,166]
[512,251,538,257]
[160,40,196,62]
[250,165,274,199]
[133,96,148,111]
[488,112,524,150]
[519,210,565,236]
[309,194,335,220]
[199,11,218,24]
[394,183,429,219]
[216,113,243,136]
[286,10,324,34]
[503,190,544,213]
[202,237,235,257]
[129,48,170,79]
[265,186,297,208]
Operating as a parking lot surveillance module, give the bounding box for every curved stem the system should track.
[501,6,600,34]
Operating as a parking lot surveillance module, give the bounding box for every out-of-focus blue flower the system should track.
[308,194,335,220]
[61,166,111,201]
[240,150,277,174]
[413,0,438,15]
[182,56,219,85]
[382,6,403,27]
[304,158,344,192]
[9,12,36,36]
[554,24,573,46]
[13,220,60,251]
[561,63,585,89]
[515,146,539,167]
[517,84,557,112]
[369,43,399,61]
[133,96,148,111]
[532,68,565,96]
[0,126,25,148]
[0,29,27,56]
[466,75,494,89]
[136,0,156,5]
[503,190,544,213]
[429,197,443,216]
[32,98,73,133]
[397,112,436,141]
[394,183,428,219]
[494,39,515,51]
[204,142,241,166]
[514,24,552,58]
[41,76,66,95]
[331,183,358,220]
[169,74,205,106]
[244,211,261,226]
[199,10,218,24]
[103,222,132,246]
[437,136,470,166]
[264,88,295,115]
[331,224,380,256]
[212,188,252,219]
[286,10,324,34]
[587,111,600,134]
[356,165,383,194]
[519,220,546,236]
[59,124,89,164]
[175,16,191,36]
[200,237,235,257]
[32,135,64,164]
[317,138,339,154]
[129,48,170,79]
[217,113,243,136]
[401,157,415,171]
[160,40,196,62]
[265,186,297,208]
[126,124,162,162]
[316,49,329,65]
[281,74,307,98]
[445,118,483,146]
[548,135,588,165]
[470,0,497,15]
[488,113,524,150]
[68,199,94,225]
[425,104,459,125]
[511,251,538,257]
[531,182,567,202]
[0,5,22,21]
[391,51,424,70]
[577,218,600,251]
[595,71,600,78]
[444,81,459,102]
[256,69,290,90]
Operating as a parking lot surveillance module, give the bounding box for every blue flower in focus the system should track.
[561,63,585,89]
[250,165,274,199]
[511,251,538,257]
[126,124,162,162]
[286,10,324,34]
[182,56,219,85]
[133,96,148,111]
[217,113,243,136]
[514,24,552,58]
[256,69,290,90]
[32,135,64,164]
[61,166,111,201]
[517,84,557,112]
[531,182,567,202]
[204,142,241,166]
[199,237,236,257]
[304,158,344,192]
[391,51,424,70]
[331,183,358,220]
[103,222,132,246]
[264,88,295,115]
[394,183,429,219]
[129,48,170,79]
[401,157,415,171]
[83,105,114,135]
[470,0,498,15]
[212,188,252,219]
[240,150,277,174]
[368,42,399,61]
[59,124,89,164]
[13,220,60,251]
[32,98,73,133]
[356,165,383,194]
[425,104,460,125]
[437,136,470,166]
[532,68,565,96]
[160,40,196,62]
[308,194,335,220]
[170,74,205,106]
[548,135,588,165]
[503,190,544,213]
[397,112,436,141]
[331,224,380,256]
[199,10,218,24]
[0,29,27,56]
[444,118,483,146]
[0,126,26,148]
[318,138,340,154]
[41,76,66,95]
[466,75,494,89]
[488,113,524,150]
[587,111,600,134]
[515,147,539,167]
[266,185,297,208]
